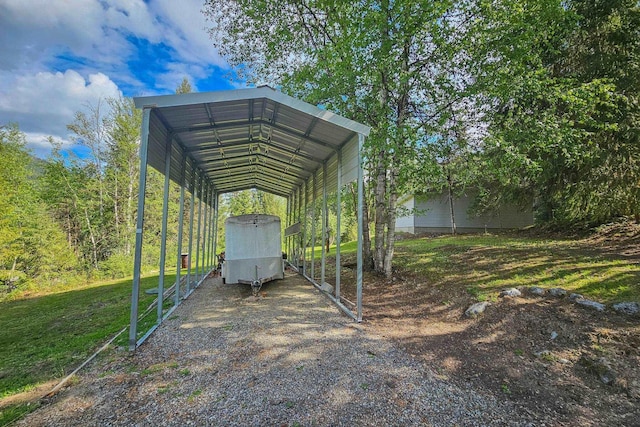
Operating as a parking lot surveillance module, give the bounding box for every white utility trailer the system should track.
[222,214,284,294]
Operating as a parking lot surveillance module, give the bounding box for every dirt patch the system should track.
[338,225,640,426]
[0,380,58,410]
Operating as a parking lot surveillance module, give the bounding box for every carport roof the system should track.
[134,86,371,198]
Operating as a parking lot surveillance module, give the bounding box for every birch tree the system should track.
[203,0,467,277]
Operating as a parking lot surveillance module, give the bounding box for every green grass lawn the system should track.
[309,233,640,303]
[0,272,178,425]
[393,234,640,303]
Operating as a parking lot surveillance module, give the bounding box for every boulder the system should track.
[549,288,567,297]
[575,298,606,312]
[612,302,640,316]
[569,293,584,301]
[465,301,490,317]
[499,288,522,298]
[528,286,546,296]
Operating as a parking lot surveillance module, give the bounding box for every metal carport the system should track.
[129,86,370,350]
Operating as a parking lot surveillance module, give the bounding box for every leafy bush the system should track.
[97,254,133,279]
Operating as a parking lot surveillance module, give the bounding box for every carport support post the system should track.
[286,195,291,262]
[211,189,216,268]
[302,180,307,274]
[129,107,151,350]
[175,154,187,306]
[213,192,219,265]
[210,188,215,270]
[157,136,173,323]
[321,161,327,286]
[200,182,209,281]
[209,187,215,270]
[205,182,211,279]
[195,173,203,283]
[293,186,302,270]
[208,185,214,271]
[186,166,197,294]
[356,133,365,322]
[335,149,342,300]
[310,172,317,281]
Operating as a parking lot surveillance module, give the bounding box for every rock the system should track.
[575,298,606,312]
[550,331,558,340]
[549,288,567,297]
[528,286,546,296]
[612,302,640,316]
[569,293,584,301]
[499,288,522,298]
[319,282,334,294]
[465,301,490,317]
[534,350,552,359]
[581,357,617,385]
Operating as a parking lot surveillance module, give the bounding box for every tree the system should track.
[105,97,141,256]
[0,124,78,292]
[204,0,469,277]
[470,0,640,226]
[176,77,193,95]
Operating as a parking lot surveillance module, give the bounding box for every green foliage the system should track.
[0,124,80,294]
[0,402,39,426]
[175,77,193,94]
[204,0,472,276]
[473,0,640,227]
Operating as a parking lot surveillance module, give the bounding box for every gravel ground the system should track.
[19,271,541,426]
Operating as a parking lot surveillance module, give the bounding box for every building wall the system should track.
[395,196,416,233]
[396,193,534,234]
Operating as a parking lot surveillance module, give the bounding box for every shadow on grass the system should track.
[0,273,174,401]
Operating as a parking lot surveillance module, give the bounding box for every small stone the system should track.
[528,286,546,296]
[569,293,584,301]
[600,371,616,385]
[319,282,334,294]
[465,301,490,317]
[558,358,570,364]
[550,331,558,340]
[549,288,567,297]
[575,298,606,312]
[499,288,522,298]
[534,350,552,358]
[612,302,640,316]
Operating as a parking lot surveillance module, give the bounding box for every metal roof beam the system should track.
[214,179,291,197]
[173,119,339,151]
[210,166,302,187]
[186,139,324,165]
[213,170,299,189]
[201,153,311,178]
[216,184,290,198]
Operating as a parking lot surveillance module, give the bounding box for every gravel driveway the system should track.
[19,272,538,426]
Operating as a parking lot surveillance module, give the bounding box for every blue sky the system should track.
[0,0,238,157]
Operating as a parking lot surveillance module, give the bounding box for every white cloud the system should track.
[0,69,121,156]
[150,0,226,67]
[0,0,225,74]
[0,0,231,156]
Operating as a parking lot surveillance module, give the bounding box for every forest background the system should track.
[0,0,638,298]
